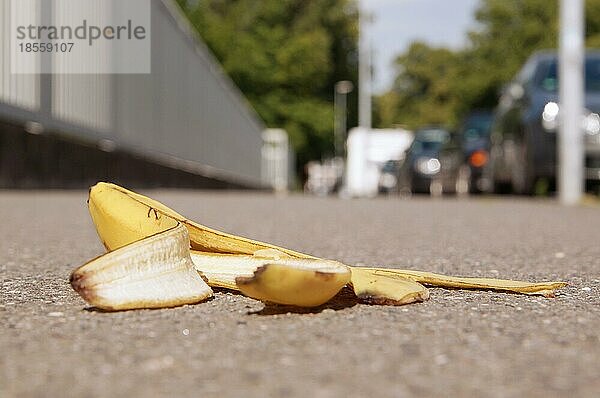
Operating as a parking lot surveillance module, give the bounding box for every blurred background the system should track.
[1,0,599,201]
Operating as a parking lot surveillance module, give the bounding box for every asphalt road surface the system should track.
[1,190,599,397]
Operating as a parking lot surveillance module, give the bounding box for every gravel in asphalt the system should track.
[1,191,599,397]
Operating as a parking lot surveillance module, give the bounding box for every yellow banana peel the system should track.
[70,223,212,311]
[95,182,313,257]
[356,268,567,298]
[83,182,348,308]
[69,182,567,311]
[236,262,350,307]
[349,267,430,305]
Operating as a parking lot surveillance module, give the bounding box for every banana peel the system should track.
[357,268,566,298]
[70,223,212,311]
[189,249,350,306]
[83,183,349,308]
[350,267,430,305]
[69,182,567,311]
[237,262,350,307]
[93,182,313,258]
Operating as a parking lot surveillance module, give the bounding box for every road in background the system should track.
[1,191,599,397]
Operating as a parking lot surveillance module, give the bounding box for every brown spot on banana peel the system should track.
[236,267,341,286]
[357,290,429,306]
[196,271,210,285]
[315,270,338,281]
[69,272,99,304]
[147,207,160,220]
[235,265,267,286]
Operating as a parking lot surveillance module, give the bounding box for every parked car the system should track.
[487,50,600,194]
[459,111,494,193]
[398,128,463,195]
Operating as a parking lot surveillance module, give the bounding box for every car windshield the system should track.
[462,114,493,141]
[411,129,448,153]
[537,57,600,92]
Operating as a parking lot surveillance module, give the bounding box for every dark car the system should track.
[487,50,600,194]
[459,111,494,193]
[398,128,463,195]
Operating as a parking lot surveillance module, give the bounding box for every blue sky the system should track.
[362,0,481,93]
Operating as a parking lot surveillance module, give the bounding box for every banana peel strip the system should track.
[349,267,430,305]
[357,268,567,298]
[70,223,212,311]
[104,182,313,258]
[190,250,350,307]
[70,182,567,311]
[236,263,350,307]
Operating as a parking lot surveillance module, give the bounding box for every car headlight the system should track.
[542,101,559,131]
[541,101,600,136]
[583,112,600,136]
[415,157,441,175]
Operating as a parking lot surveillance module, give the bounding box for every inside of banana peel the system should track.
[69,182,567,311]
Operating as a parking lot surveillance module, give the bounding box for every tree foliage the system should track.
[376,0,600,130]
[374,43,462,128]
[176,0,358,168]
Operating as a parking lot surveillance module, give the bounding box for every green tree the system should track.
[375,42,462,129]
[176,0,358,171]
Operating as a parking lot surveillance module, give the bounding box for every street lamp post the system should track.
[358,2,372,129]
[559,0,585,205]
[334,80,354,158]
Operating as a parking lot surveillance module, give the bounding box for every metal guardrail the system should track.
[0,0,265,187]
